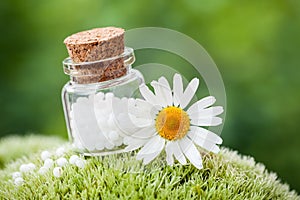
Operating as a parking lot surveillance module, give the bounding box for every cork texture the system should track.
[64,27,126,84]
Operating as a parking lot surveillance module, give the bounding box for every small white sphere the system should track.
[105,92,114,100]
[95,142,104,151]
[53,167,63,178]
[104,141,114,150]
[20,163,36,172]
[75,159,86,169]
[108,131,119,141]
[38,166,48,175]
[107,114,115,127]
[114,138,123,146]
[69,155,79,165]
[55,147,65,157]
[27,163,36,171]
[56,157,68,167]
[44,158,54,169]
[14,177,24,186]
[12,172,22,180]
[19,164,28,172]
[19,164,31,173]
[41,151,51,161]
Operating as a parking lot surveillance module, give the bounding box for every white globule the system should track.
[41,151,51,161]
[95,93,125,148]
[75,159,86,169]
[56,157,68,167]
[69,155,79,164]
[56,147,65,157]
[44,158,54,169]
[27,163,36,170]
[19,164,28,172]
[107,113,115,127]
[12,151,87,183]
[53,167,63,178]
[12,172,22,180]
[70,96,105,151]
[70,92,125,152]
[19,163,36,173]
[14,177,24,186]
[38,166,48,175]
[108,130,119,141]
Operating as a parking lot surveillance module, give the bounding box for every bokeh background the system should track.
[1,0,299,191]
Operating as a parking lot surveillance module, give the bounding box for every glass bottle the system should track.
[61,47,144,156]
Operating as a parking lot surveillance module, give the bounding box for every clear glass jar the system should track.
[61,47,144,156]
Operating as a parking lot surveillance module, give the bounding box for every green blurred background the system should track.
[0,0,299,191]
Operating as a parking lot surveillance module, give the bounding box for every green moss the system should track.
[0,135,64,168]
[0,135,299,200]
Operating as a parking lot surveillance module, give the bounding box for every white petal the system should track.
[115,113,140,134]
[135,99,162,116]
[137,136,165,156]
[189,126,223,144]
[139,83,158,105]
[125,144,143,152]
[173,74,183,106]
[151,81,168,107]
[129,113,154,128]
[142,150,163,164]
[134,99,160,119]
[165,142,174,166]
[191,117,223,126]
[158,77,173,106]
[135,99,160,113]
[187,96,216,114]
[113,98,152,132]
[179,137,203,169]
[180,78,199,109]
[136,137,165,164]
[169,141,187,165]
[111,99,133,132]
[188,106,224,119]
[124,143,145,151]
[128,102,153,120]
[124,137,148,151]
[188,129,221,153]
[131,127,156,139]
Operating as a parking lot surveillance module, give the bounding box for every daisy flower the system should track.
[114,74,223,169]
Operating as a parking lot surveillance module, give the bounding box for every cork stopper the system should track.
[63,27,126,84]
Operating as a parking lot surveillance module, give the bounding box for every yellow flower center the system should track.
[155,106,190,141]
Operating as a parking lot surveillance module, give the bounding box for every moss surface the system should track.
[0,135,64,168]
[0,135,299,200]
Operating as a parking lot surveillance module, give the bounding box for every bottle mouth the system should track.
[62,47,135,84]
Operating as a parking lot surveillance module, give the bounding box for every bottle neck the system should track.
[62,47,135,84]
